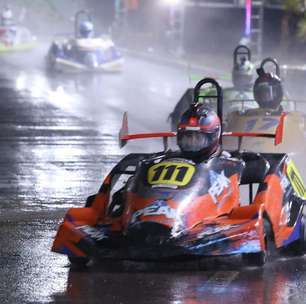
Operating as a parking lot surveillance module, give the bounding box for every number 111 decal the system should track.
[147,161,195,187]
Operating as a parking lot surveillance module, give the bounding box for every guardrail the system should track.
[186,0,283,9]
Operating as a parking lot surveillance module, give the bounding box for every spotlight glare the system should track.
[160,0,182,6]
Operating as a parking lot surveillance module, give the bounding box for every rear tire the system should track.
[287,213,306,255]
[68,256,90,267]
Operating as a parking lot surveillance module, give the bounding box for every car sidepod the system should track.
[177,204,265,257]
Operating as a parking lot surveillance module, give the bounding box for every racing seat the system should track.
[232,152,270,204]
[239,152,270,185]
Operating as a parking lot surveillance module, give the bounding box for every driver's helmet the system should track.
[79,21,94,38]
[232,57,254,91]
[253,67,283,110]
[177,105,221,160]
[1,5,13,25]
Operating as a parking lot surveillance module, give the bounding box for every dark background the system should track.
[113,3,288,58]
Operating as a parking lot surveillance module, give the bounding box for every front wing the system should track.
[52,215,265,260]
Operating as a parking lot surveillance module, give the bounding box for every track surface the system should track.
[0,47,306,304]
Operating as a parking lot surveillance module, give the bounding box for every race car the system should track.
[47,10,123,73]
[222,57,306,181]
[169,47,298,132]
[169,45,256,130]
[52,78,306,267]
[0,7,36,53]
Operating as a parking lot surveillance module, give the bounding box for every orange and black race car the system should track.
[52,78,306,267]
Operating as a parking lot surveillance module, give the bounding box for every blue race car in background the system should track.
[47,10,124,73]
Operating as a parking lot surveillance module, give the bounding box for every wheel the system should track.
[85,194,96,207]
[46,50,56,69]
[242,251,266,267]
[68,256,90,266]
[242,218,275,266]
[296,214,306,254]
[287,213,306,255]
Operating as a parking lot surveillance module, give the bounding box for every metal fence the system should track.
[187,0,283,9]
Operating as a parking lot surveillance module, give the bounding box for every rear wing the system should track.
[119,112,176,151]
[119,111,285,150]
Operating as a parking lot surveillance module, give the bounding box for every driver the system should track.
[108,105,242,217]
[232,56,254,92]
[253,67,283,112]
[177,105,222,162]
[79,21,94,39]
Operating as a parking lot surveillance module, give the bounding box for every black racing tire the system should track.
[68,256,90,266]
[46,53,56,71]
[242,218,275,266]
[242,251,266,267]
[297,213,306,254]
[85,194,96,207]
[287,213,306,255]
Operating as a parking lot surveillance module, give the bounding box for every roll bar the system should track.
[193,77,224,139]
[260,57,281,77]
[233,45,251,67]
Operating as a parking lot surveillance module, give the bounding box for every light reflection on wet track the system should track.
[1,47,306,304]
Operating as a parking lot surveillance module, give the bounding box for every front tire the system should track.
[242,251,266,267]
[68,256,90,266]
[242,218,274,266]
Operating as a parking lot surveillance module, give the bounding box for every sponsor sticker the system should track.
[208,170,231,203]
[77,225,108,241]
[286,160,306,199]
[244,117,279,132]
[197,224,239,239]
[280,175,290,192]
[131,200,176,224]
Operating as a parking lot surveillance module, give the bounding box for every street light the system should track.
[160,0,185,56]
[160,0,183,6]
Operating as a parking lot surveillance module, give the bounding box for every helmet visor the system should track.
[255,82,274,102]
[177,130,215,153]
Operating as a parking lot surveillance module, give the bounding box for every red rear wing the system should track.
[119,112,176,148]
[119,112,285,148]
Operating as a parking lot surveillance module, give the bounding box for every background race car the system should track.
[47,10,124,73]
[169,45,256,130]
[0,6,36,53]
[223,58,306,182]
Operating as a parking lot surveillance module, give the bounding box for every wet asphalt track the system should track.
[1,46,306,304]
